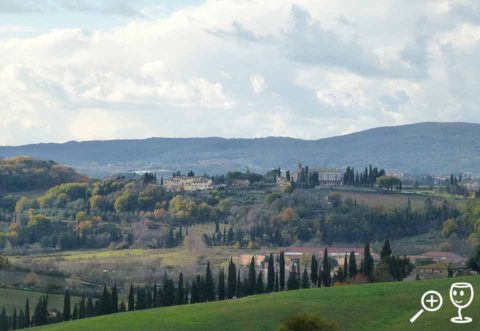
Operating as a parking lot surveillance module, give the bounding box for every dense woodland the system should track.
[0,159,466,254]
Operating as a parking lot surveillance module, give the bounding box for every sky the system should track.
[1,0,480,145]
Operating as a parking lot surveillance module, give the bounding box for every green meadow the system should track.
[37,276,480,331]
[0,288,79,315]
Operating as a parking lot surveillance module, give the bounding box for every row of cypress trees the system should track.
[0,244,382,330]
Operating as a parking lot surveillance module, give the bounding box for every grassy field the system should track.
[0,288,80,315]
[329,190,450,209]
[37,276,480,331]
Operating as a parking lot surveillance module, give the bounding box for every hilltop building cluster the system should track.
[163,176,213,192]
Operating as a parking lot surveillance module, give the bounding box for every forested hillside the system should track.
[0,122,479,176]
[0,156,88,193]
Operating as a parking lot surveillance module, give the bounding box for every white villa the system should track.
[163,176,213,192]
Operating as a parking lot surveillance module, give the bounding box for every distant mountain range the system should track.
[0,122,479,177]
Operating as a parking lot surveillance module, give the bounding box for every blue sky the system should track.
[1,0,480,145]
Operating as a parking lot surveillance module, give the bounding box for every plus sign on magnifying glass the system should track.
[410,290,443,323]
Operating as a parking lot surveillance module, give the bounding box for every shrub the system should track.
[277,313,338,331]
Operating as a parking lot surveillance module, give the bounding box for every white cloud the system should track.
[1,0,480,145]
[250,74,266,94]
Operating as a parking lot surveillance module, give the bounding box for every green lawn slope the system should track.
[38,276,480,331]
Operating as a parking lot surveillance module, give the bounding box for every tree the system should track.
[247,257,256,295]
[18,309,25,329]
[281,207,298,222]
[111,283,118,313]
[274,269,279,292]
[380,240,392,260]
[25,299,30,328]
[63,289,71,321]
[279,251,285,290]
[310,255,318,287]
[343,253,348,279]
[266,254,275,292]
[301,267,310,289]
[0,308,8,331]
[79,294,86,319]
[72,304,78,320]
[363,243,374,281]
[218,268,225,300]
[86,297,94,317]
[101,285,111,314]
[287,265,298,290]
[205,261,215,301]
[256,271,264,294]
[348,252,357,279]
[12,309,17,330]
[322,248,332,287]
[177,273,185,304]
[227,257,237,299]
[128,283,135,311]
[236,269,242,298]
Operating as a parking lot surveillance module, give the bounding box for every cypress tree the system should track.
[227,257,236,299]
[205,261,215,301]
[256,271,264,294]
[286,265,297,290]
[274,268,279,292]
[184,281,190,304]
[279,251,285,291]
[301,266,310,289]
[72,304,78,320]
[111,283,118,313]
[63,289,71,321]
[0,307,8,331]
[128,283,135,311]
[136,288,146,310]
[343,252,349,279]
[79,294,86,319]
[18,310,25,329]
[310,255,318,287]
[266,253,275,292]
[363,243,374,281]
[177,273,185,305]
[218,268,225,300]
[247,257,256,295]
[101,285,111,314]
[380,239,392,260]
[86,297,94,317]
[12,309,17,330]
[24,299,30,328]
[322,248,332,287]
[349,251,357,278]
[146,288,153,309]
[191,280,198,304]
[236,269,242,298]
[153,282,158,307]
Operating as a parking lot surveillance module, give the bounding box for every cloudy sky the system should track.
[1,0,480,145]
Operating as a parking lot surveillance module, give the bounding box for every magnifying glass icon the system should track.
[410,290,443,323]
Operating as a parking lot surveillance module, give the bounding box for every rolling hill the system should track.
[1,122,479,177]
[38,276,480,331]
[0,156,88,193]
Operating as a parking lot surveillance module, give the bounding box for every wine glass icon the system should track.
[450,282,474,324]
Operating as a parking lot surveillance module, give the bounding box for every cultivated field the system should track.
[329,190,449,209]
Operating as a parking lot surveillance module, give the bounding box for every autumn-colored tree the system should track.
[281,207,298,222]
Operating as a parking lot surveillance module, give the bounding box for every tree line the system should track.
[0,241,410,330]
[343,165,386,187]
